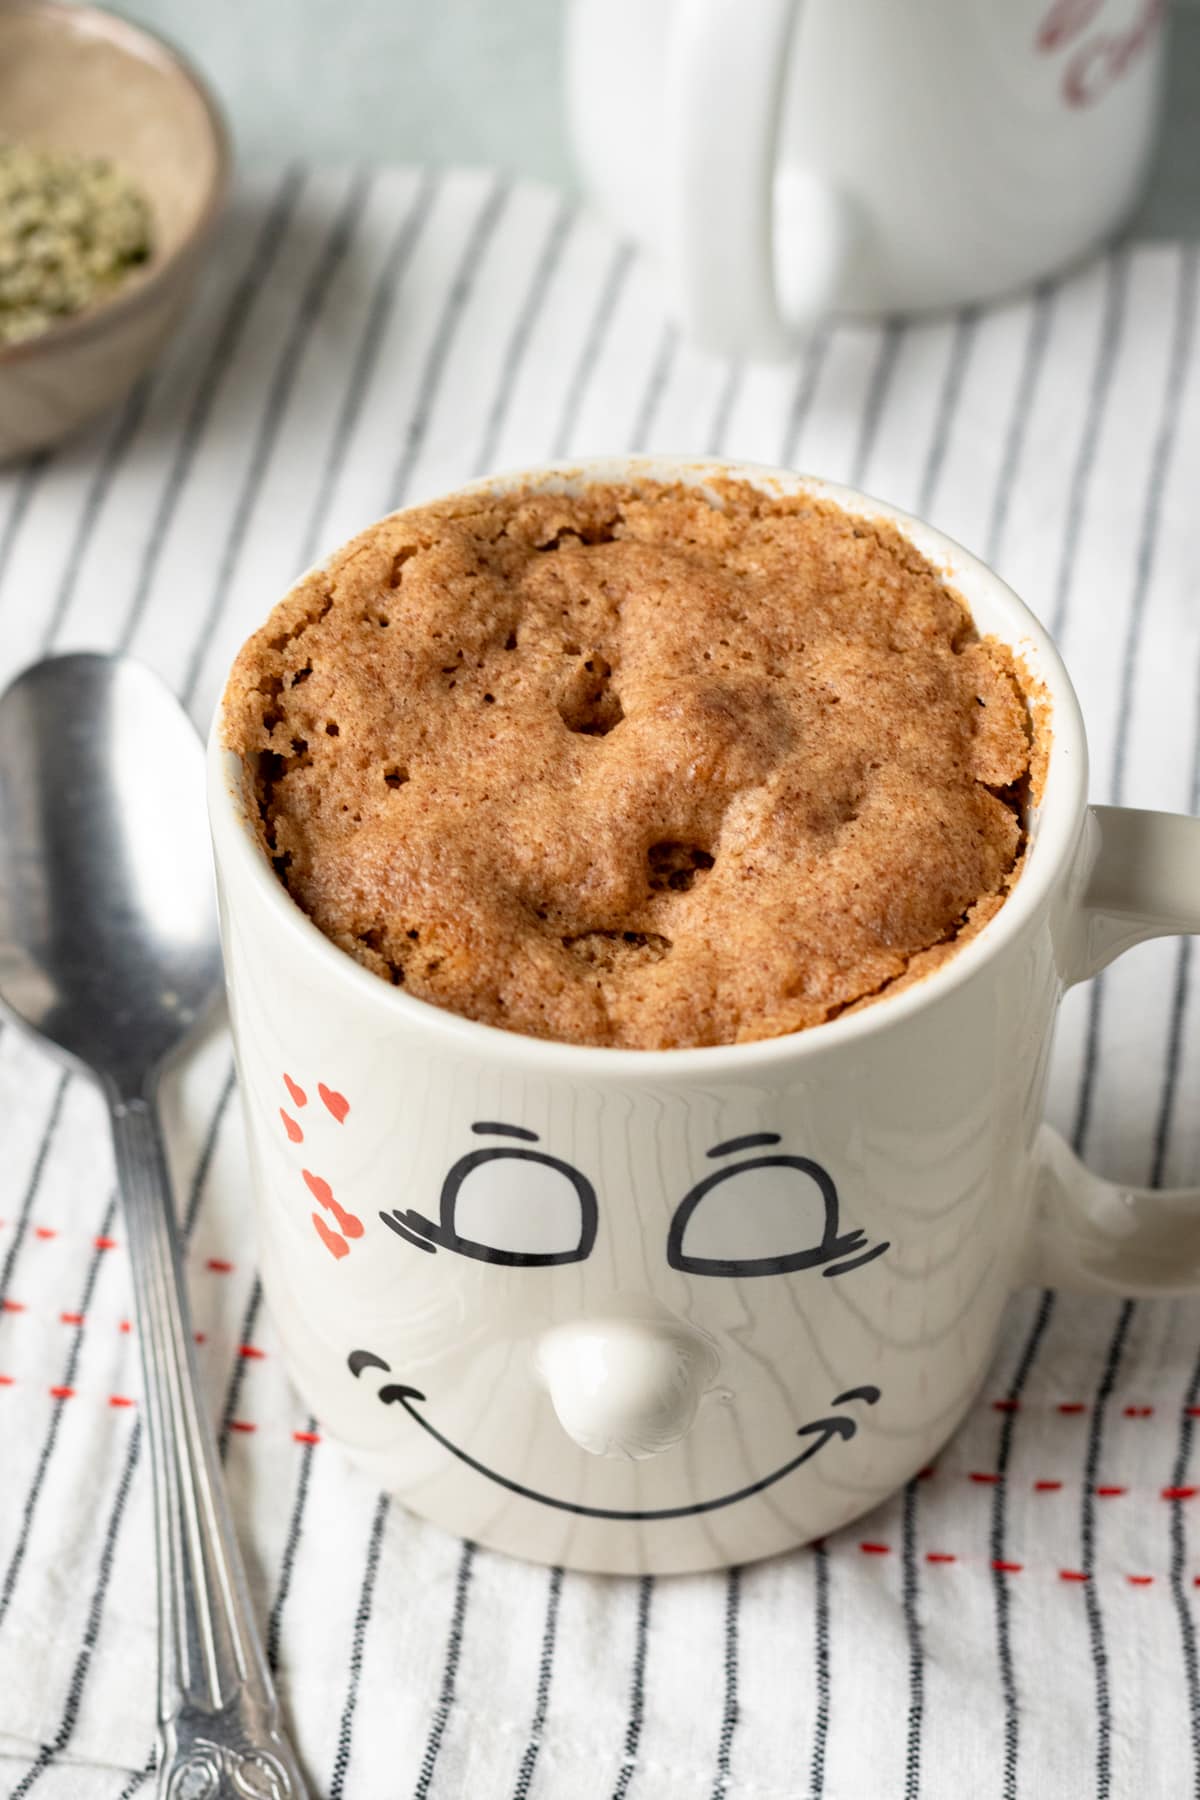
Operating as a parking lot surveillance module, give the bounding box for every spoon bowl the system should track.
[0,652,221,1092]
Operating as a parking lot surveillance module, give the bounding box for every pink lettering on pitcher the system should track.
[1036,0,1164,107]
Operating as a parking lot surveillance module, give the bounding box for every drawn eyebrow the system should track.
[471,1121,540,1142]
[707,1133,783,1158]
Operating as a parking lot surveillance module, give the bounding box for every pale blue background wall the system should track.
[109,0,1199,233]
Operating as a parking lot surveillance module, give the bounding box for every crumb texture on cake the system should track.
[223,480,1031,1048]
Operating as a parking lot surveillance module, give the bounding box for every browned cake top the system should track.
[223,479,1031,1048]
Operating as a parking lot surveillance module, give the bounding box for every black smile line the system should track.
[378,1384,863,1522]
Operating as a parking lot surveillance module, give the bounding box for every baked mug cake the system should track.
[223,478,1034,1050]
[209,459,1200,1575]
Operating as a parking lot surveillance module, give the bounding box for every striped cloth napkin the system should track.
[0,162,1198,1800]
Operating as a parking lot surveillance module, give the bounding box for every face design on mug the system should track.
[338,1120,888,1520]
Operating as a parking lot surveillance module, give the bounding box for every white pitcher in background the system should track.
[566,0,1167,358]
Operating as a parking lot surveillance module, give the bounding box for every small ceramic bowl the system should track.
[0,0,230,460]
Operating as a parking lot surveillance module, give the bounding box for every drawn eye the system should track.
[668,1149,884,1279]
[381,1131,598,1268]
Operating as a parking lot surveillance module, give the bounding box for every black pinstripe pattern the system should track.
[710,1567,740,1799]
[179,168,374,709]
[115,165,305,654]
[9,1420,143,1799]
[990,1288,1056,1800]
[266,1415,319,1676]
[0,1072,69,1312]
[511,1564,564,1800]
[39,375,153,654]
[849,321,903,487]
[411,1539,477,1800]
[705,363,743,458]
[985,285,1055,565]
[611,1575,652,1800]
[627,323,678,454]
[0,452,50,601]
[217,1279,263,1459]
[328,1492,391,1800]
[901,1481,924,1799]
[112,1756,154,1799]
[916,311,977,518]
[183,1066,236,1236]
[1049,251,1129,641]
[1080,1300,1136,1798]
[779,325,831,470]
[387,176,510,510]
[0,1194,117,1633]
[297,170,438,573]
[1168,1306,1200,1799]
[809,1543,831,1796]
[550,241,634,459]
[473,200,575,476]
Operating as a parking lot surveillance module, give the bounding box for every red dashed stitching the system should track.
[108,1395,135,1408]
[1127,1575,1154,1586]
[926,1552,956,1564]
[1035,1480,1064,1492]
[33,1226,55,1240]
[49,1385,73,1399]
[1,1299,24,1313]
[60,1311,83,1325]
[992,1560,1023,1573]
[969,1472,1000,1484]
[993,1399,1020,1412]
[239,1345,266,1359]
[1060,1570,1089,1582]
[1095,1486,1127,1497]
[206,1259,234,1273]
[860,1542,890,1555]
[1058,1402,1087,1414]
[1164,1486,1198,1500]
[229,1419,256,1434]
[293,1429,320,1444]
[94,1236,118,1251]
[1124,1405,1154,1417]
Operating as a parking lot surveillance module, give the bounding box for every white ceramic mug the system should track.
[208,456,1200,1577]
[566,0,1167,357]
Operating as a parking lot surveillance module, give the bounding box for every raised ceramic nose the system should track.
[536,1317,719,1459]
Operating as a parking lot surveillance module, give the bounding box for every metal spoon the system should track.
[0,654,306,1800]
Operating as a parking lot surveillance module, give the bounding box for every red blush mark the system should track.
[312,1213,349,1259]
[302,1169,363,1239]
[283,1073,308,1108]
[280,1108,303,1144]
[0,1374,11,1386]
[319,1083,349,1124]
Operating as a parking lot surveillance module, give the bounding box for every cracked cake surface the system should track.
[222,479,1032,1049]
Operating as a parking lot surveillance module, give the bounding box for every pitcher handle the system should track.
[664,0,852,359]
[1027,805,1200,1295]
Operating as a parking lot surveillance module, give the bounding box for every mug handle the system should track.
[664,0,851,359]
[1028,805,1200,1295]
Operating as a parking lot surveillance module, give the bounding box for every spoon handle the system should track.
[112,1094,308,1800]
